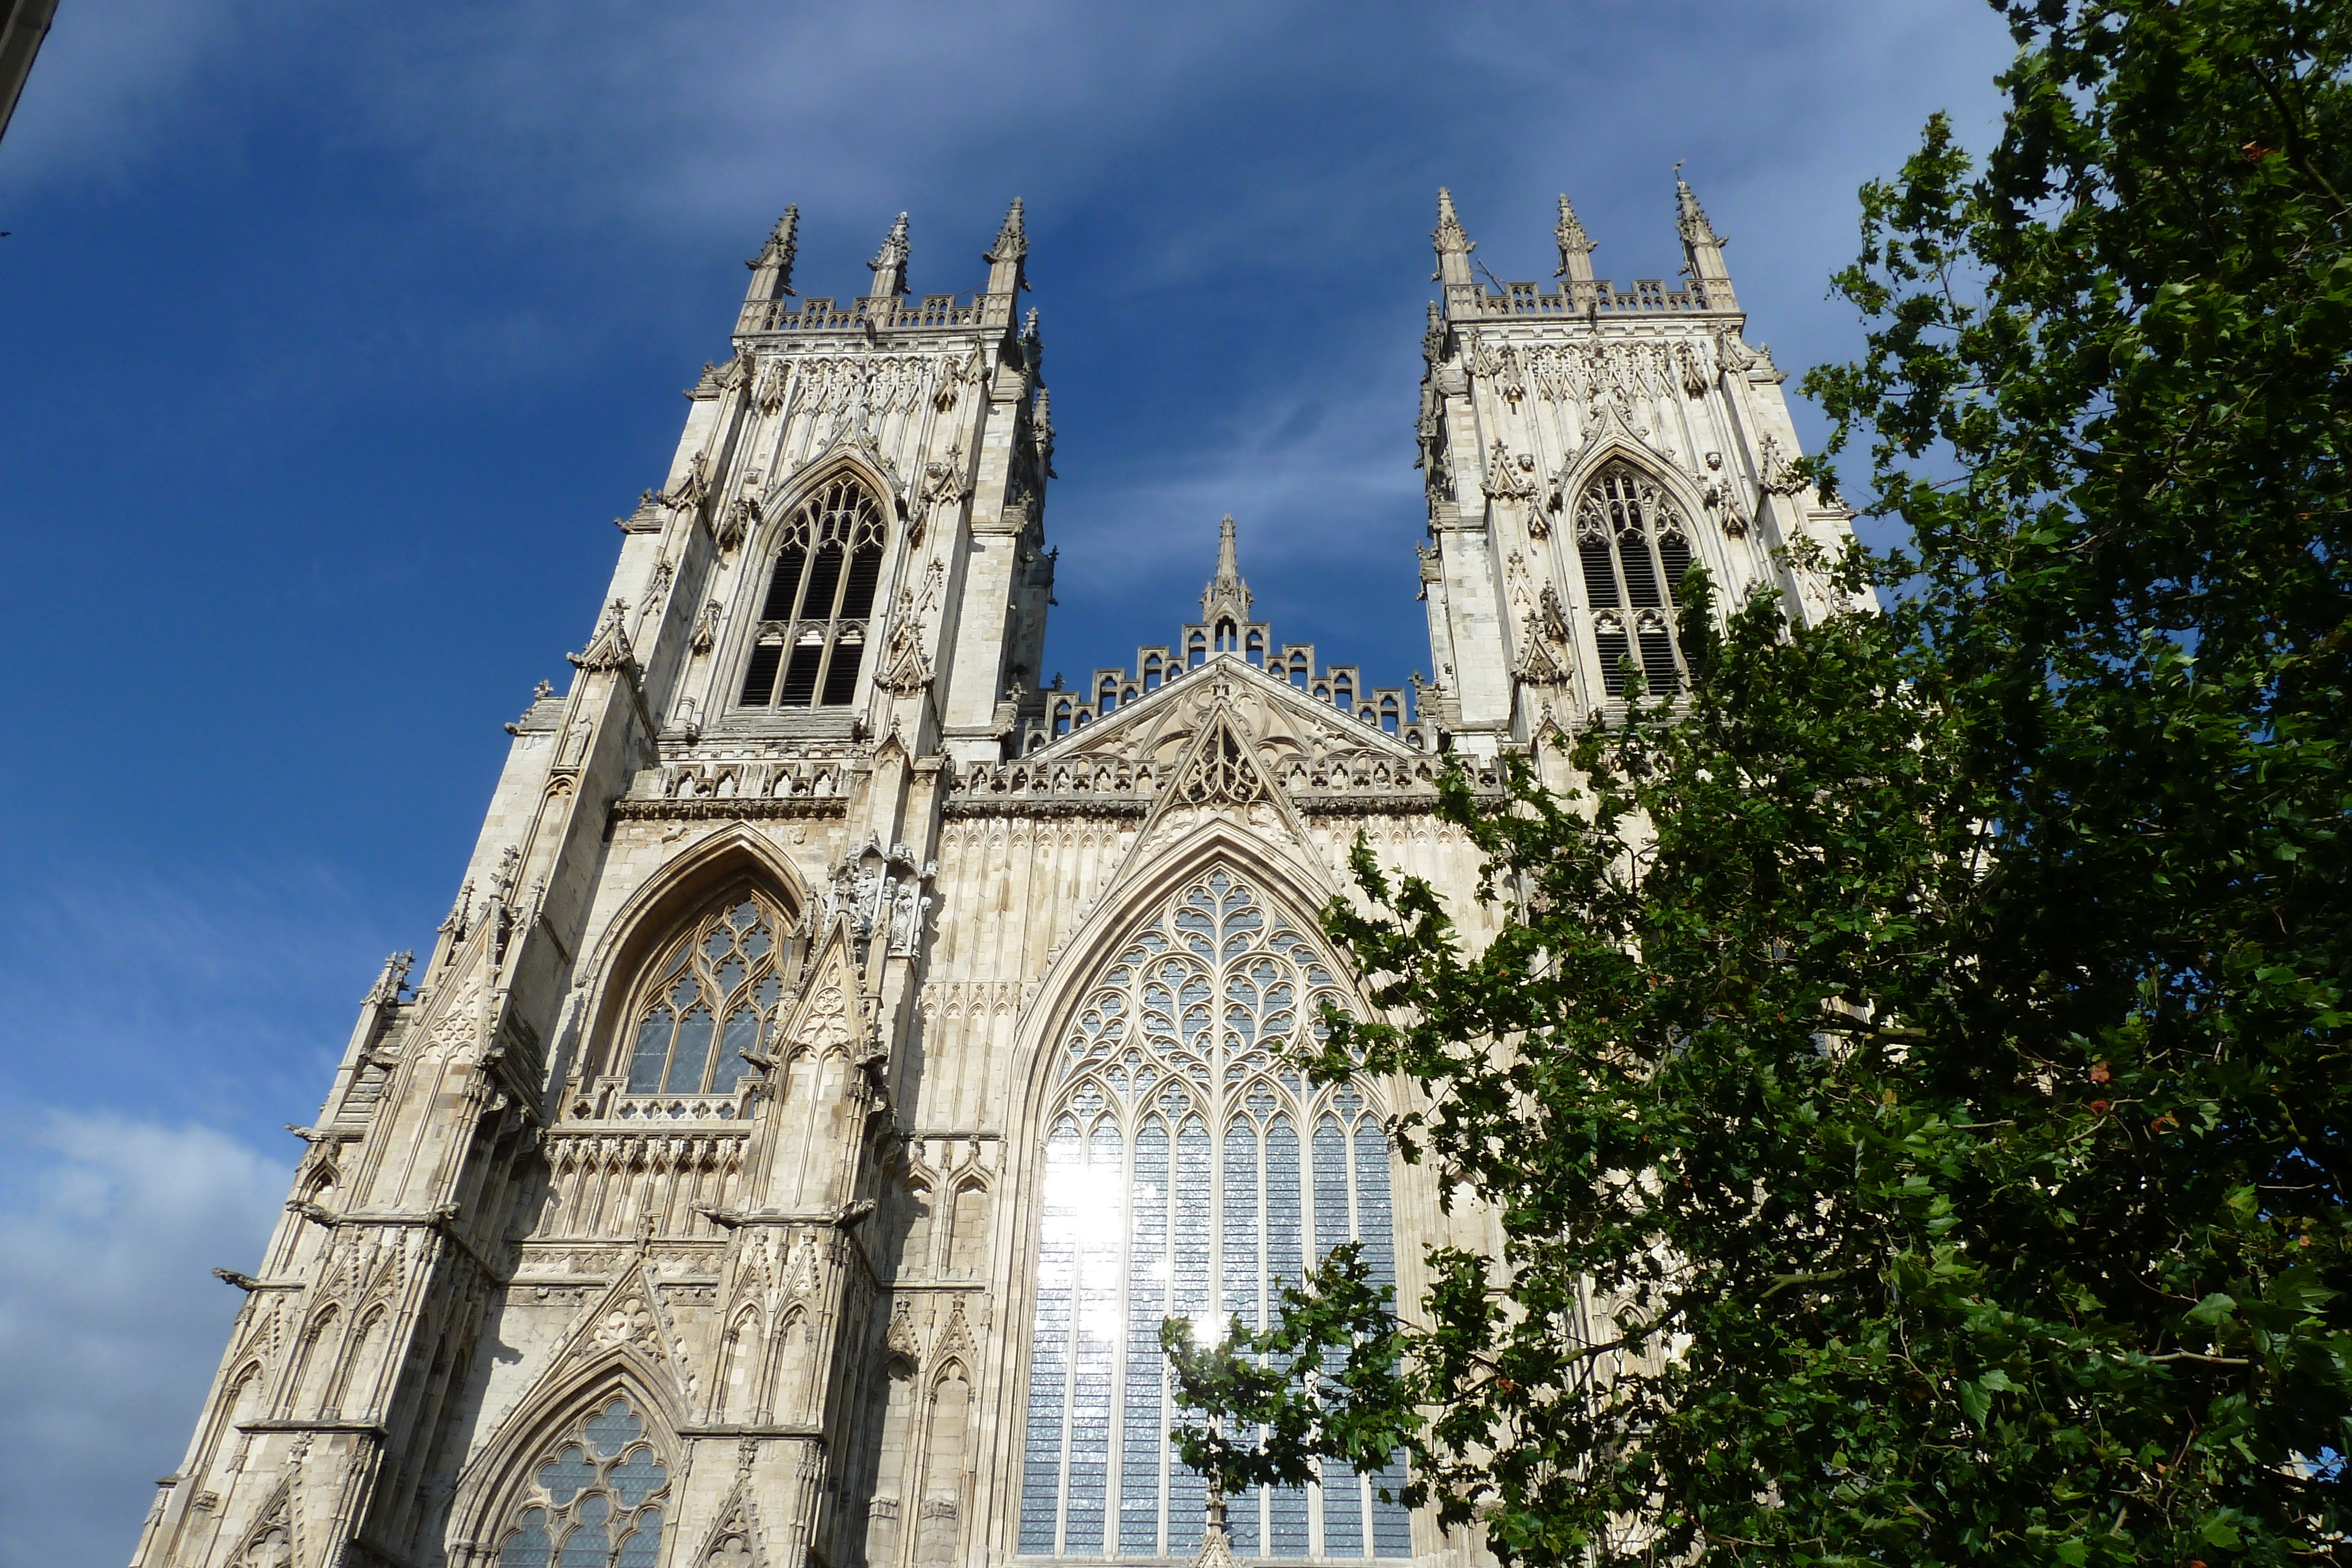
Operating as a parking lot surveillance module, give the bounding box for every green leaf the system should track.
[2187,1293,2237,1326]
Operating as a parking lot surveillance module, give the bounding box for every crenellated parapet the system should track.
[1027,519,1432,755]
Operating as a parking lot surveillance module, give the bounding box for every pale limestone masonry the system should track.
[137,188,1855,1568]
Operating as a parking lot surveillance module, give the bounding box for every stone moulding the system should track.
[608,797,850,823]
[940,798,1149,820]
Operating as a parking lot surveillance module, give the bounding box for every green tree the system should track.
[1163,3,2351,1563]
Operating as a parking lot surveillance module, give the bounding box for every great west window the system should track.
[1017,868,1409,1560]
[740,476,886,710]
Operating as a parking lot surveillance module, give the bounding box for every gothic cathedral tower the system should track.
[136,187,1852,1568]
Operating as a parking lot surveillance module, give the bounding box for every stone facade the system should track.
[136,188,1855,1568]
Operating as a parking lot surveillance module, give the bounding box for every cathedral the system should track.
[136,185,1856,1568]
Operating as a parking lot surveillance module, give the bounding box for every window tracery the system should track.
[620,892,791,1099]
[740,476,887,710]
[1018,868,1409,1560]
[1573,463,1696,696]
[493,1396,668,1568]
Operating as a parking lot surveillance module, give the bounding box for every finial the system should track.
[1675,165,1722,247]
[986,196,1028,265]
[1217,514,1240,580]
[867,211,911,298]
[1553,193,1596,282]
[1432,187,1475,286]
[1192,1486,1234,1568]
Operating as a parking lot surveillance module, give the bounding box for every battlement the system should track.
[1020,519,1427,755]
[731,200,1031,341]
[1442,275,1728,320]
[739,290,1005,336]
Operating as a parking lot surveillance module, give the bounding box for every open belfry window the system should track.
[619,892,792,1098]
[740,476,887,710]
[1573,463,1696,697]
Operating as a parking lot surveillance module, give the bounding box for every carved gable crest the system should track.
[1173,710,1269,807]
[779,938,860,1061]
[232,1480,295,1568]
[691,1479,770,1567]
[544,1262,699,1406]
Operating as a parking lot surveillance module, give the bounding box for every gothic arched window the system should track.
[493,1396,668,1568]
[1573,463,1696,697]
[1017,868,1409,1560]
[740,476,887,710]
[620,892,791,1100]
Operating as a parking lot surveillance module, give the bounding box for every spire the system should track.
[737,205,798,329]
[1553,193,1596,285]
[1432,187,1475,287]
[1200,514,1254,624]
[867,211,911,299]
[1673,165,1736,309]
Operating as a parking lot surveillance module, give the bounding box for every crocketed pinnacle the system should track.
[1434,187,1474,256]
[986,196,1028,264]
[1553,193,1595,277]
[747,205,799,283]
[867,211,911,297]
[1675,171,1723,248]
[1432,187,1476,286]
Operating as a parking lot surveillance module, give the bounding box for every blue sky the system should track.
[0,2,2012,1560]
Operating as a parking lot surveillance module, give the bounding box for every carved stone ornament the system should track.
[567,599,637,676]
[877,625,933,697]
[1675,339,1712,397]
[1482,440,1544,533]
[1515,614,1571,688]
[1174,713,1271,807]
[657,451,712,523]
[592,1293,659,1352]
[716,494,759,553]
[691,600,724,656]
[751,356,790,417]
[1703,478,1750,537]
[1758,434,1808,497]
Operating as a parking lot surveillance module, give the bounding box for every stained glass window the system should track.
[620,893,790,1099]
[493,1396,667,1568]
[1574,463,1695,697]
[1018,868,1409,1559]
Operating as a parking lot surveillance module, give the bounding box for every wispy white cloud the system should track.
[0,855,396,1126]
[0,1111,289,1566]
[0,0,252,191]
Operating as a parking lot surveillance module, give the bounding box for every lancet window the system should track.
[740,476,887,710]
[1573,463,1696,697]
[493,1396,668,1568]
[1018,868,1409,1561]
[620,892,791,1099]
